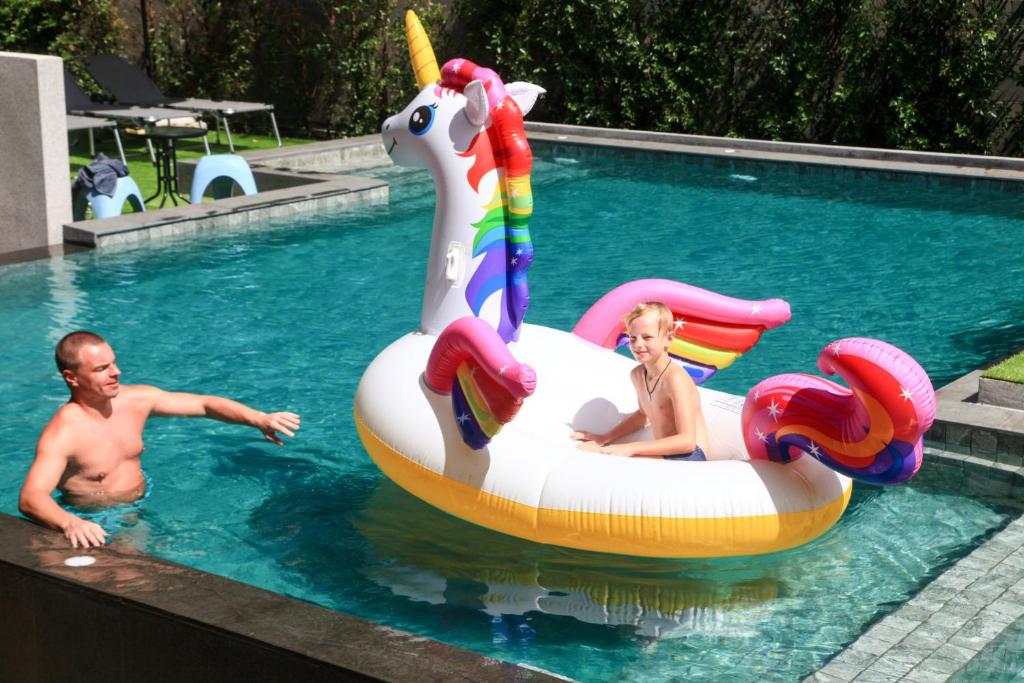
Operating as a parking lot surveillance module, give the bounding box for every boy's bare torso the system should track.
[630,363,709,450]
[51,387,149,505]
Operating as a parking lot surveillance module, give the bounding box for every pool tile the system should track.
[864,654,918,677]
[924,422,946,445]
[805,673,850,683]
[881,614,922,633]
[901,667,953,683]
[892,605,936,624]
[884,644,933,667]
[851,636,892,657]
[971,429,998,457]
[944,425,972,455]
[850,667,902,682]
[913,620,959,642]
[899,631,946,652]
[987,598,1024,621]
[863,623,909,647]
[811,663,861,681]
[834,647,883,668]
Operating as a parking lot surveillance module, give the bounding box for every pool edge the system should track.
[0,512,566,682]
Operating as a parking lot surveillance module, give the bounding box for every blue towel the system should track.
[73,153,129,197]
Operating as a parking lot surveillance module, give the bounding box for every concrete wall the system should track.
[0,52,71,255]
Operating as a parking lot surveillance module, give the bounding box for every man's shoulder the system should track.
[40,403,81,451]
[119,383,160,396]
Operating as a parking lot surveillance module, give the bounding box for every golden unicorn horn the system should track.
[406,10,440,89]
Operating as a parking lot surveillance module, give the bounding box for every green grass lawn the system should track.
[69,128,315,212]
[983,351,1024,384]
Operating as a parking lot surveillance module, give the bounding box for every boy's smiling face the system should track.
[627,312,672,365]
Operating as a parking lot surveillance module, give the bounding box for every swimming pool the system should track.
[1,144,1023,681]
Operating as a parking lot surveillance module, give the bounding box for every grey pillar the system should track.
[0,52,72,255]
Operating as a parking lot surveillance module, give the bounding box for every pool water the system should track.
[2,146,1023,681]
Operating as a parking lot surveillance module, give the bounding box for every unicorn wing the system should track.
[425,316,537,449]
[573,279,791,384]
[742,337,935,485]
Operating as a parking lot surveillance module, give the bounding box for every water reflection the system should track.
[354,481,784,639]
[45,256,86,342]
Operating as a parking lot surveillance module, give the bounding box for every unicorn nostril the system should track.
[384,122,390,131]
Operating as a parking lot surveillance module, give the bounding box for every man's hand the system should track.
[61,516,108,548]
[257,411,301,445]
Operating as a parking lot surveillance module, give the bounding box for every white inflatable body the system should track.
[355,323,852,558]
[349,13,940,559]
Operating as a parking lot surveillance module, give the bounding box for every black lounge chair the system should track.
[66,114,126,164]
[64,67,210,158]
[85,54,281,152]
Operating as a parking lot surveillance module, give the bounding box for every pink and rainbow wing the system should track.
[573,279,791,384]
[742,337,935,485]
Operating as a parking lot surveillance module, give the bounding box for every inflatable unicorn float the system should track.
[354,12,936,559]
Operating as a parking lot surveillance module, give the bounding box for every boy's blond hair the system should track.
[623,302,673,335]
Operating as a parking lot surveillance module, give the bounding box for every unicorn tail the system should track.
[741,337,936,485]
[572,279,791,384]
[425,316,536,449]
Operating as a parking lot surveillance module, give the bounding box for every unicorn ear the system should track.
[464,80,489,127]
[506,82,546,117]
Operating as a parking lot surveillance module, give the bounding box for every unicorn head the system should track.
[382,11,545,343]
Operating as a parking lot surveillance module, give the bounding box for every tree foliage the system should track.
[0,0,125,92]
[4,0,1023,153]
[450,0,1024,154]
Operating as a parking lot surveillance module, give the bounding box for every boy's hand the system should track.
[570,430,606,445]
[575,440,634,457]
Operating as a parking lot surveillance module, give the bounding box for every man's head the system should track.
[623,302,674,363]
[55,331,121,398]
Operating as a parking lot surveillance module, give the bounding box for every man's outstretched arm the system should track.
[143,386,301,445]
[20,430,108,548]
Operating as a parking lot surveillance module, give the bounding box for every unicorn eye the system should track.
[409,105,435,136]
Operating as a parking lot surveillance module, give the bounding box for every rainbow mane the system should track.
[441,59,534,343]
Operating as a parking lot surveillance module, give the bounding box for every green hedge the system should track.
[5,0,1023,153]
[449,0,1024,154]
[0,0,125,93]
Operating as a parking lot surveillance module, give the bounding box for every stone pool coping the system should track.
[0,512,564,682]
[524,122,1024,182]
[60,135,389,251]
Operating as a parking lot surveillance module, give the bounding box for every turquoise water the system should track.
[2,146,1024,680]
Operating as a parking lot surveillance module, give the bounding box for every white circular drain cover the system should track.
[64,556,96,567]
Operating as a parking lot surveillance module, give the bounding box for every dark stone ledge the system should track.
[0,513,561,683]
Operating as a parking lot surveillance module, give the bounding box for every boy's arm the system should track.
[571,367,648,446]
[19,429,108,548]
[571,410,647,446]
[603,373,699,457]
[142,386,300,445]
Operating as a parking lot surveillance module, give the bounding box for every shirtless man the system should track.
[19,331,301,548]
[570,302,709,460]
